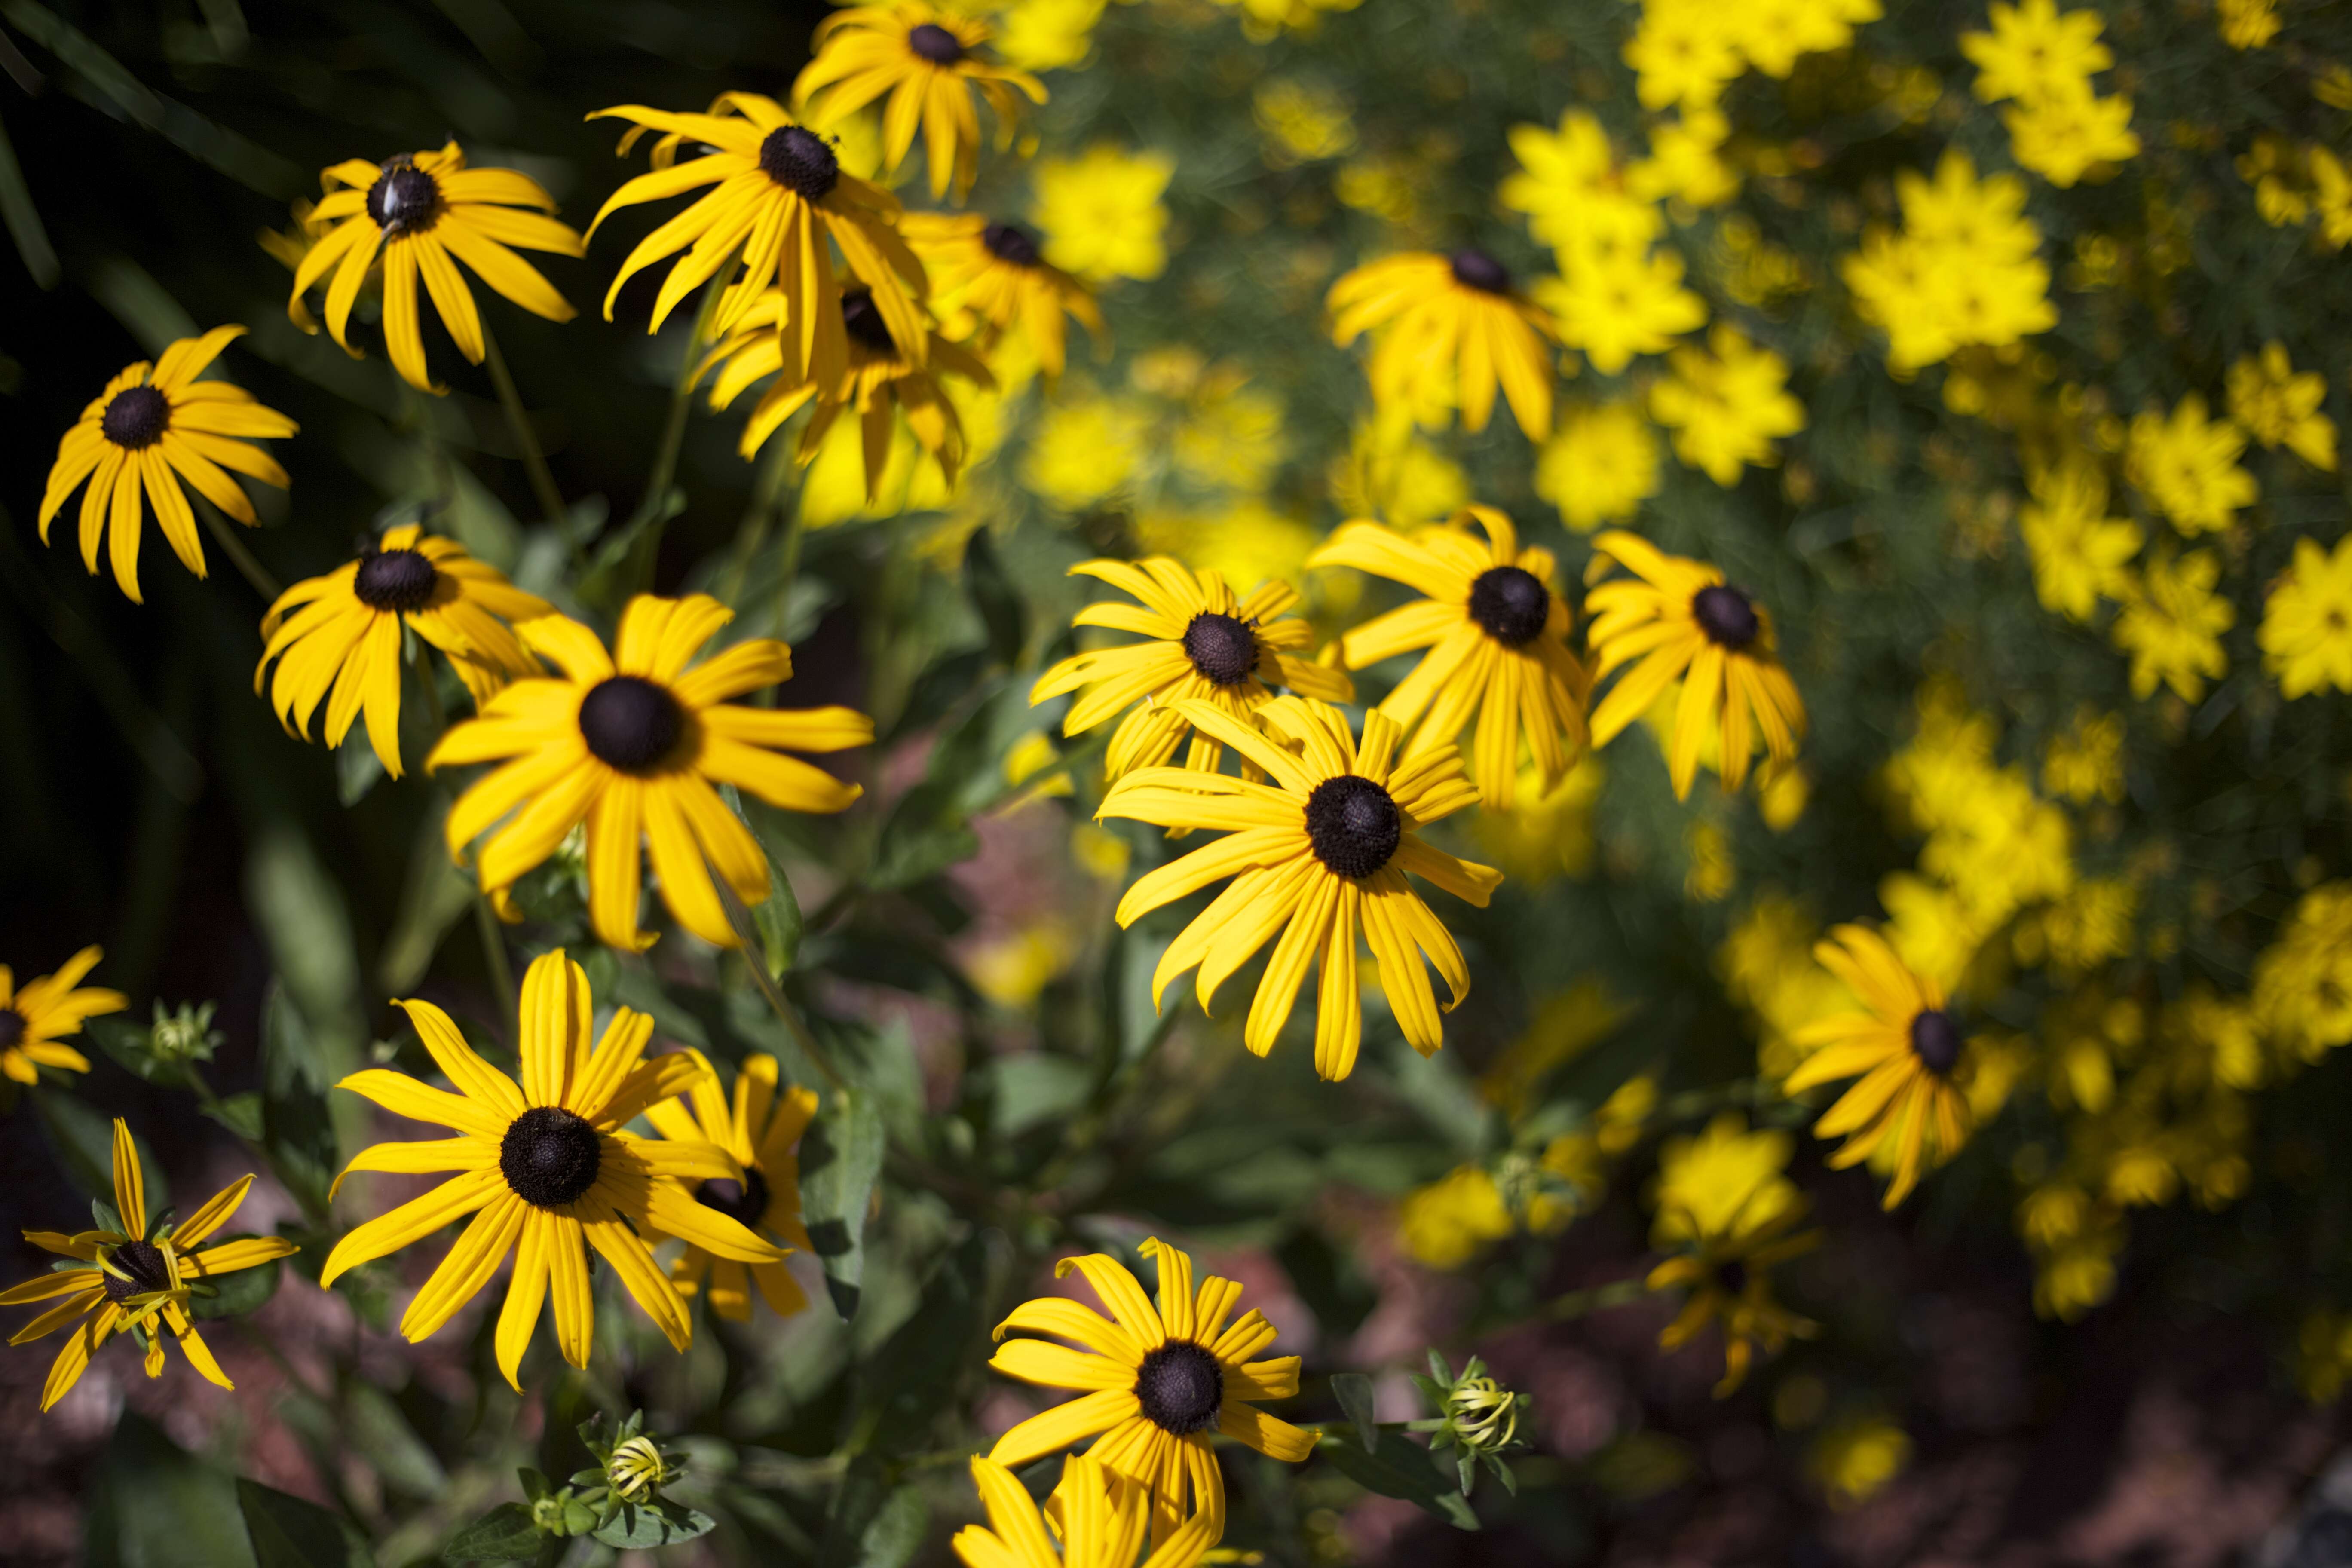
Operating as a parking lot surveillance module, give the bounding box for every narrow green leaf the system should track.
[1317,1427,1479,1531]
[1330,1372,1381,1455]
[962,529,1026,668]
[798,1087,885,1319]
[202,1092,266,1143]
[588,1501,715,1548]
[344,1380,448,1499]
[237,1477,374,1568]
[440,1504,544,1564]
[817,1456,928,1568]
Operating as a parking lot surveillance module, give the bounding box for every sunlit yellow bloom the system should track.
[1328,249,1559,438]
[4,1119,295,1411]
[901,213,1105,380]
[645,1052,816,1322]
[2003,92,2139,187]
[1623,0,1743,111]
[1100,698,1499,1079]
[1531,246,1708,375]
[956,1453,1212,1568]
[1647,324,1804,484]
[1734,0,1880,78]
[1645,1112,1819,1395]
[0,946,122,1086]
[2217,0,2281,48]
[2227,341,2337,471]
[988,1239,1311,1547]
[1396,1166,1516,1268]
[2018,460,2141,622]
[2125,395,2258,536]
[1584,531,1805,799]
[1310,507,1589,812]
[1536,401,1660,533]
[994,0,1107,70]
[1498,109,1661,261]
[255,524,549,777]
[37,326,296,603]
[1628,108,1742,208]
[2111,550,2234,702]
[321,951,783,1387]
[1031,144,1175,283]
[1960,0,2112,104]
[793,3,1045,202]
[588,92,926,385]
[1785,924,1976,1209]
[430,594,872,951]
[1022,391,1152,510]
[289,144,582,393]
[2260,534,2352,698]
[1031,559,1351,781]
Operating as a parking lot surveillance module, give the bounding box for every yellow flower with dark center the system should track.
[699,286,994,501]
[793,3,1047,202]
[955,1453,1213,1568]
[0,946,123,1086]
[1327,249,1559,438]
[1308,506,1589,813]
[1030,558,1351,781]
[289,144,583,394]
[37,326,296,603]
[3,1119,295,1412]
[429,594,873,952]
[1583,530,1807,800]
[900,213,1106,381]
[988,1239,1311,1547]
[588,92,928,386]
[320,949,783,1388]
[645,1051,817,1321]
[255,524,551,778]
[1099,697,1500,1080]
[1783,924,1975,1209]
[1645,1112,1819,1395]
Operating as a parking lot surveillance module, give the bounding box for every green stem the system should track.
[719,435,796,608]
[194,497,282,600]
[475,896,517,1018]
[711,874,847,1095]
[613,279,730,590]
[481,323,566,530]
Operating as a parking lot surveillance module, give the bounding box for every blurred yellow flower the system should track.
[1808,1417,1910,1507]
[2004,91,2139,188]
[1532,246,1708,375]
[2254,882,2352,1062]
[1647,325,1805,485]
[1252,79,1355,166]
[1211,0,1361,40]
[1396,1166,1514,1268]
[2226,342,2337,471]
[1646,1112,1819,1394]
[1023,392,1152,509]
[1328,248,1561,439]
[968,922,1078,1007]
[2111,550,2234,702]
[2125,395,2258,536]
[1470,758,1605,888]
[1327,423,1471,527]
[1032,145,1175,282]
[1841,151,2054,372]
[0,946,121,1086]
[2260,535,2352,698]
[1536,401,1660,533]
[1628,108,1741,208]
[2041,706,2126,805]
[1623,0,1742,111]
[1961,0,2112,104]
[2217,0,2281,49]
[2018,460,2142,622]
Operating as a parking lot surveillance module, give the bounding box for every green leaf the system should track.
[237,1477,374,1568]
[798,1086,885,1319]
[988,1052,1092,1139]
[723,787,805,979]
[588,1501,715,1549]
[187,1242,280,1321]
[203,1092,266,1143]
[260,985,342,1217]
[1317,1427,1479,1531]
[345,1379,449,1499]
[84,1412,257,1568]
[817,1456,928,1568]
[441,1504,545,1564]
[854,1235,988,1452]
[517,1468,550,1504]
[1330,1372,1381,1455]
[962,529,1026,668]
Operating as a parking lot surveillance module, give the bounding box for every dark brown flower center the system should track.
[0,1008,24,1054]
[352,548,439,613]
[1448,248,1511,294]
[982,220,1042,268]
[841,288,897,353]
[366,159,441,236]
[1692,584,1760,649]
[101,385,170,450]
[103,1240,171,1304]
[908,21,965,62]
[760,126,840,199]
[1135,1340,1224,1434]
[694,1167,772,1231]
[1305,775,1402,880]
[1181,612,1258,686]
[499,1106,603,1208]
[1467,565,1550,646]
[578,676,685,774]
[1910,1008,1962,1076]
[1715,1258,1750,1297]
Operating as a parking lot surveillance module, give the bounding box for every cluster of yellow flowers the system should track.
[1842,150,2056,374]
[1962,0,2140,189]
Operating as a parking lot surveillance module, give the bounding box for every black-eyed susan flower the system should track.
[1099,697,1500,1081]
[1644,1112,1819,1395]
[37,326,296,603]
[0,946,123,1086]
[1583,530,1806,800]
[1030,559,1352,781]
[644,1050,817,1321]
[5,1119,296,1411]
[289,144,583,394]
[988,1238,1311,1547]
[588,92,927,384]
[1308,505,1589,813]
[1783,924,1975,1210]
[321,949,783,1387]
[900,213,1105,380]
[1326,249,1559,438]
[429,594,872,952]
[793,3,1046,202]
[255,524,551,778]
[698,286,994,500]
[956,1453,1213,1568]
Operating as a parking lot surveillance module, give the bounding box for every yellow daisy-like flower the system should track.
[955,1454,1213,1568]
[644,1051,817,1322]
[255,523,551,778]
[793,3,1047,202]
[429,594,873,952]
[900,213,1106,381]
[1782,924,1975,1210]
[588,92,927,385]
[320,949,783,1388]
[1030,559,1353,781]
[1099,697,1500,1081]
[289,144,583,394]
[988,1238,1312,1547]
[37,325,296,603]
[698,286,994,500]
[0,946,123,1086]
[4,1119,296,1412]
[1583,530,1807,800]
[1308,505,1589,813]
[1644,1112,1819,1396]
[2260,534,2352,699]
[1326,249,1559,439]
